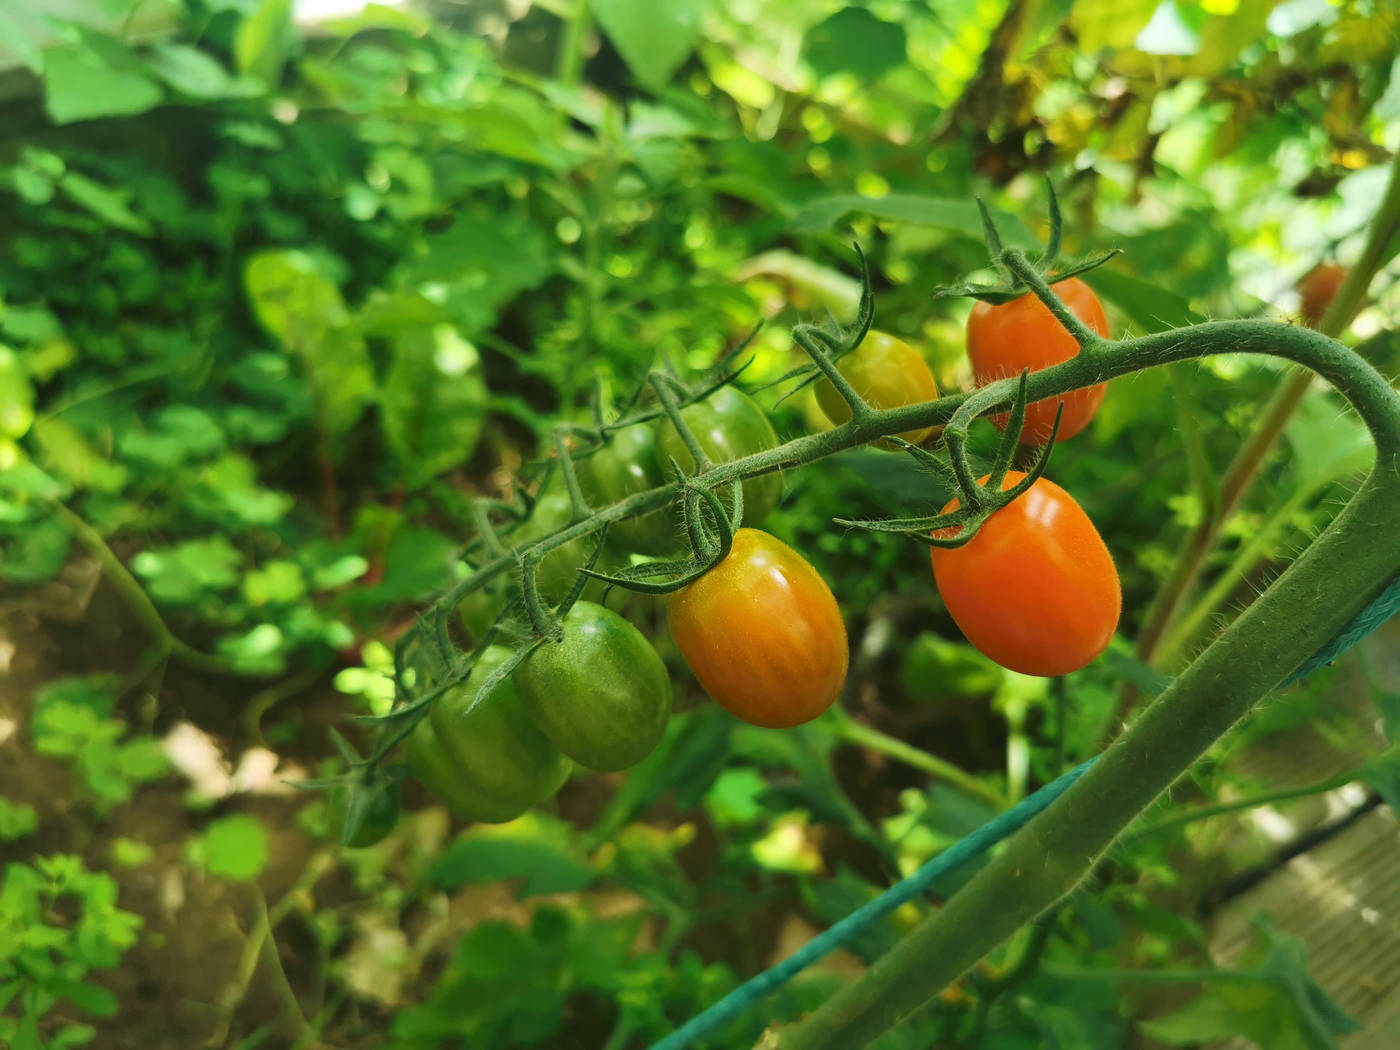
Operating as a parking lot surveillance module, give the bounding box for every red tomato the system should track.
[966,277,1110,444]
[669,529,848,728]
[931,472,1120,677]
[1298,264,1347,328]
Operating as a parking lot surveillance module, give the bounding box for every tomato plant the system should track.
[578,426,676,555]
[669,528,848,728]
[814,330,940,446]
[966,277,1110,444]
[514,601,672,771]
[930,472,1120,677]
[1298,263,1347,328]
[331,783,401,848]
[654,385,783,524]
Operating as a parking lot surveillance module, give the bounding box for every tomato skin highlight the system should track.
[1298,264,1347,328]
[654,385,783,524]
[814,330,941,447]
[429,645,572,806]
[577,426,676,556]
[514,601,672,771]
[966,277,1110,444]
[930,472,1120,677]
[669,528,849,728]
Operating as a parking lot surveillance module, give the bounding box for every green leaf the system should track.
[33,419,128,492]
[190,814,269,881]
[0,798,38,840]
[42,42,163,124]
[131,537,243,604]
[1361,751,1400,818]
[146,42,262,100]
[1283,393,1372,494]
[592,0,708,89]
[0,346,33,439]
[789,194,1037,244]
[50,979,118,1017]
[243,560,306,606]
[235,0,293,87]
[803,7,907,81]
[431,817,595,897]
[1070,0,1162,52]
[381,325,488,487]
[57,172,152,235]
[245,251,373,440]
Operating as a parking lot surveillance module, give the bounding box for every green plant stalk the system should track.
[1155,483,1316,667]
[1132,145,1400,670]
[1042,964,1272,984]
[836,719,1008,810]
[1124,763,1373,842]
[767,464,1400,1048]
[49,500,239,676]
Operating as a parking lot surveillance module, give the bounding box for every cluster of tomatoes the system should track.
[390,279,1124,831]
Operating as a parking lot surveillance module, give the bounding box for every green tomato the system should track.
[429,645,572,805]
[331,782,401,848]
[653,385,782,526]
[407,717,531,823]
[577,427,676,556]
[515,601,672,772]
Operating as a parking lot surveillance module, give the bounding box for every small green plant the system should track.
[31,678,168,811]
[0,854,142,1050]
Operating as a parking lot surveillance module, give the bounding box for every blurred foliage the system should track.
[1,0,1399,1047]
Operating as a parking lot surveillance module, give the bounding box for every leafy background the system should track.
[2,0,1399,1047]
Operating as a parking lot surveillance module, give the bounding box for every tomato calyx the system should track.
[833,369,1063,550]
[933,184,1119,306]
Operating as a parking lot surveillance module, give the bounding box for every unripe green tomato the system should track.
[814,330,940,448]
[653,385,782,526]
[577,427,676,556]
[331,782,401,847]
[407,717,531,823]
[514,601,672,771]
[429,645,572,805]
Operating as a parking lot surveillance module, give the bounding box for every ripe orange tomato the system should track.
[669,529,848,728]
[1298,264,1347,328]
[931,472,1119,677]
[966,277,1109,444]
[813,330,941,447]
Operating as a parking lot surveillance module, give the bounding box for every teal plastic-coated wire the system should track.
[648,573,1400,1050]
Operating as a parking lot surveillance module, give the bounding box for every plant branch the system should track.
[836,718,1008,810]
